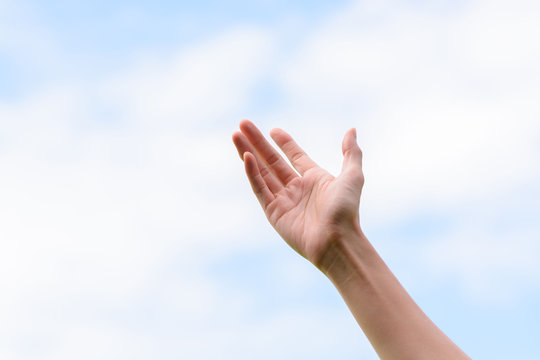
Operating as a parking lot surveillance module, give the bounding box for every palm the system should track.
[268,168,359,262]
[233,120,364,266]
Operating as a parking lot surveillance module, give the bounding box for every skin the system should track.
[232,119,470,360]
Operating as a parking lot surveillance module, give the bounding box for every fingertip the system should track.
[232,131,246,160]
[351,128,362,155]
[243,151,255,163]
[232,130,242,143]
[342,128,358,155]
[269,127,282,140]
[243,152,259,177]
[269,127,291,145]
[239,119,254,132]
[345,127,356,140]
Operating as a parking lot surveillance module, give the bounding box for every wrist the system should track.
[316,222,380,286]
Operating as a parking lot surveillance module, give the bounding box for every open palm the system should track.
[232,120,364,267]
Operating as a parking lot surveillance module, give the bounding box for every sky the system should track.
[0,0,539,359]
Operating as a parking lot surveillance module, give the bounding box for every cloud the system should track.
[0,0,65,80]
[0,10,379,356]
[260,0,540,304]
[103,26,274,129]
[423,225,540,305]
[276,0,540,219]
[0,20,282,358]
[1,0,540,358]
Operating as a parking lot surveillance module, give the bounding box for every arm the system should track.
[232,119,470,360]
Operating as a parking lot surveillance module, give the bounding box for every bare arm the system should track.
[232,119,469,359]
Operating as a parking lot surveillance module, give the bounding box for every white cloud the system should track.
[0,14,378,357]
[1,0,540,358]
[277,0,540,222]
[450,0,540,71]
[103,27,274,128]
[0,0,64,74]
[262,0,540,304]
[0,22,280,358]
[423,224,540,304]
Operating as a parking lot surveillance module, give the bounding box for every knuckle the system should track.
[283,139,296,152]
[259,166,270,178]
[291,151,304,163]
[266,153,280,166]
[349,167,364,181]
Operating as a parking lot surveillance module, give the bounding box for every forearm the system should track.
[319,224,470,360]
[233,121,468,358]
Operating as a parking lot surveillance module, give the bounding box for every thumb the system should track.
[340,128,363,176]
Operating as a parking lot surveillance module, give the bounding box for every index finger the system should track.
[239,119,298,185]
[269,128,318,175]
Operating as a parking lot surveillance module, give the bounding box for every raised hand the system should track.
[232,120,364,267]
[232,120,471,360]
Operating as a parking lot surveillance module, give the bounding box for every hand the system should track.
[232,120,364,267]
[233,120,470,359]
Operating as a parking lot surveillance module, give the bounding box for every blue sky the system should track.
[1,0,540,359]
